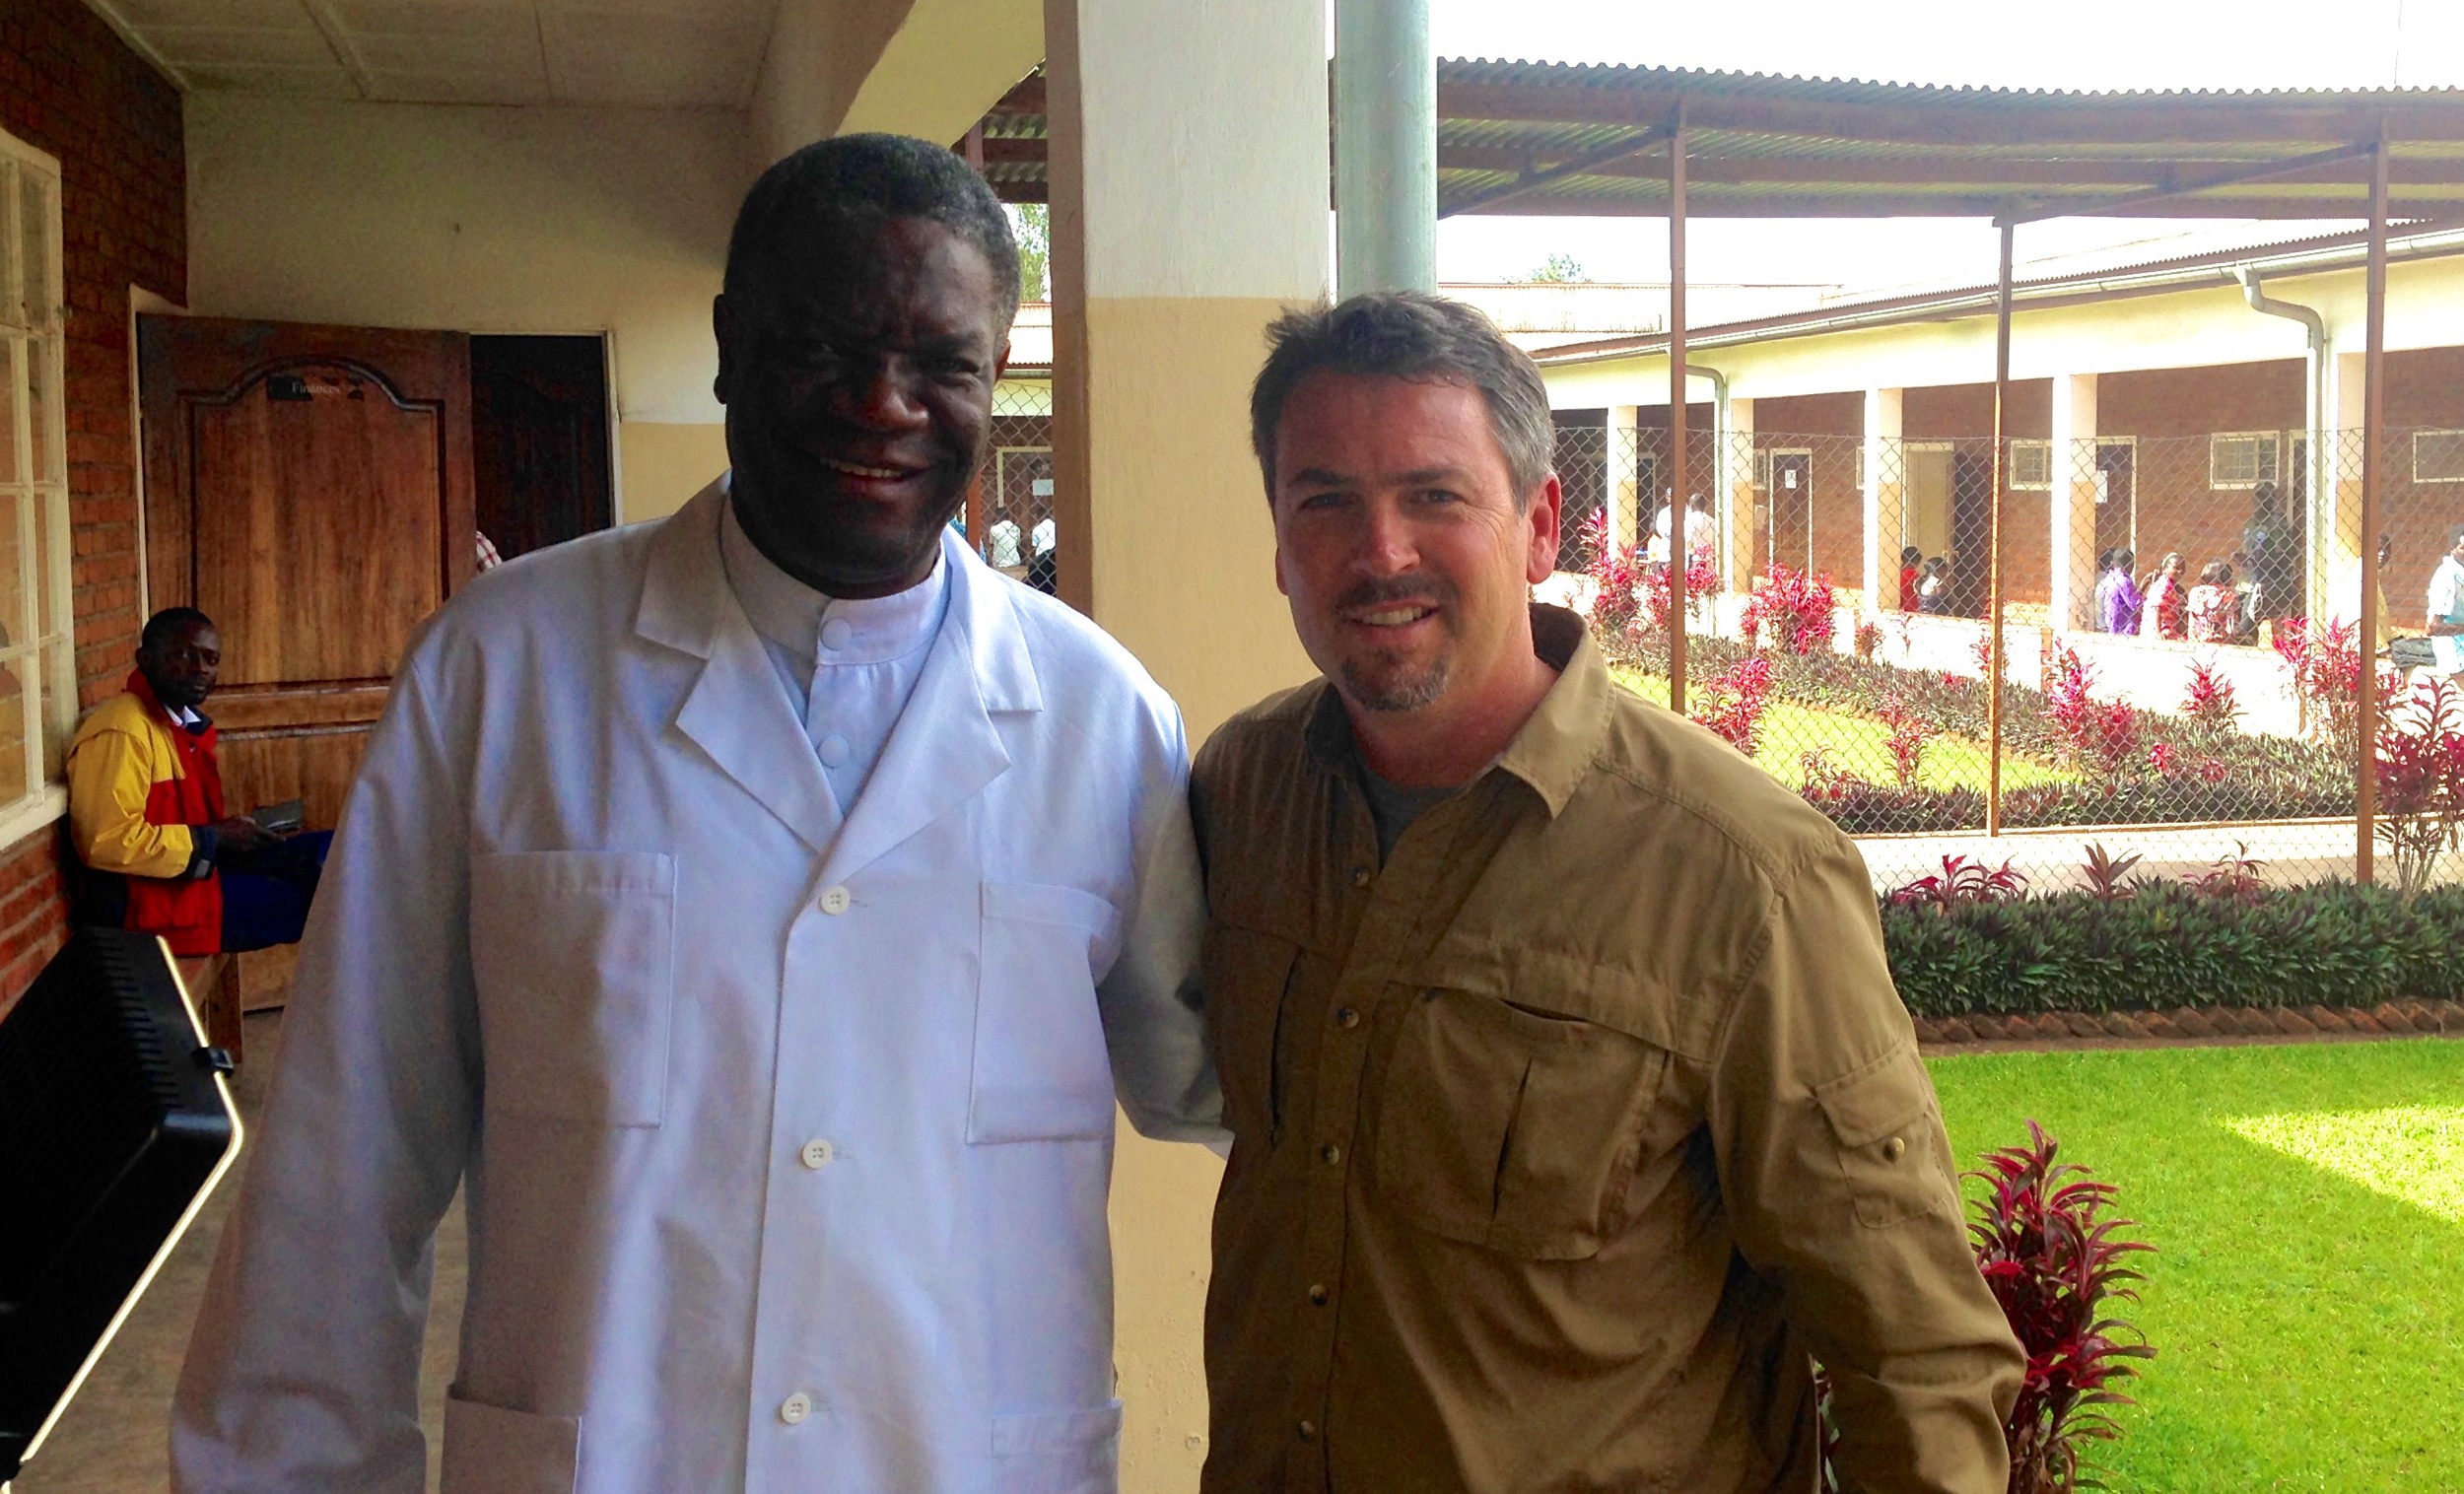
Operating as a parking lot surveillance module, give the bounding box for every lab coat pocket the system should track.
[441,1388,580,1494]
[470,850,677,1127]
[1375,986,1668,1259]
[991,1399,1124,1494]
[970,881,1123,1144]
[1814,1045,1957,1229]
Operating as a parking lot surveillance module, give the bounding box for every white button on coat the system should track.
[819,885,851,915]
[779,1392,813,1425]
[817,734,850,768]
[818,616,853,651]
[798,1138,835,1170]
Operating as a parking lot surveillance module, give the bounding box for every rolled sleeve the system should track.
[1708,837,2023,1494]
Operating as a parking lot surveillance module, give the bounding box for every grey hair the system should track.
[1249,291,1554,506]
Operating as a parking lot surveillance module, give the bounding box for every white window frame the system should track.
[0,128,73,850]
[2209,431,2282,491]
[2008,439,2052,491]
[2413,429,2464,484]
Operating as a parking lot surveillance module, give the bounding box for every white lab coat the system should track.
[172,481,1221,1494]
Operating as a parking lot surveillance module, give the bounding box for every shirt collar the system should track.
[1303,603,1608,820]
[719,480,948,668]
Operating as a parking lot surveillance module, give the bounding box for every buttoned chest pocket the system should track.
[1373,987,1668,1259]
[969,881,1123,1144]
[469,850,676,1128]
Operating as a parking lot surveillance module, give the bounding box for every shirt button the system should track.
[820,885,852,915]
[1349,865,1371,887]
[818,733,851,767]
[1297,1419,1318,1442]
[779,1392,813,1425]
[1307,1283,1330,1306]
[1882,1135,1907,1162]
[820,617,853,650]
[799,1137,836,1170]
[1335,1007,1361,1030]
[1320,1142,1341,1165]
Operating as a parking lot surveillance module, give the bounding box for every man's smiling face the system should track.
[715,214,1007,598]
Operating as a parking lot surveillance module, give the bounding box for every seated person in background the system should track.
[2095,548,2143,635]
[1916,555,1952,614]
[2140,552,2187,641]
[1899,545,1923,612]
[2186,560,2237,645]
[66,607,331,958]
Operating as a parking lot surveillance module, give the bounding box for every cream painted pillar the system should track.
[1724,395,1755,591]
[2048,374,2097,631]
[1863,387,1902,609]
[2327,349,2368,624]
[1608,404,1641,553]
[1045,2,1328,1488]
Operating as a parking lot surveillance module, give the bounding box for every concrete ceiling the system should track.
[87,0,780,106]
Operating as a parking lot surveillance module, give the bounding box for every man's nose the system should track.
[1350,500,1418,577]
[841,362,930,431]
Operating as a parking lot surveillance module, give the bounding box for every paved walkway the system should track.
[1854,817,2405,893]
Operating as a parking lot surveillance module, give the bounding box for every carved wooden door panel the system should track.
[138,316,473,996]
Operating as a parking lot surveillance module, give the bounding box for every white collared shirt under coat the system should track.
[171,480,1222,1494]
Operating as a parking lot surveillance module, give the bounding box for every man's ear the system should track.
[1524,471,1564,585]
[713,294,736,405]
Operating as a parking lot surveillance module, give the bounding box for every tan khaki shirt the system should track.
[1193,608,2022,1494]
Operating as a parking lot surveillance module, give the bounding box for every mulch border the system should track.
[1914,998,2464,1053]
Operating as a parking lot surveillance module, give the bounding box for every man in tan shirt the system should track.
[1193,291,2023,1494]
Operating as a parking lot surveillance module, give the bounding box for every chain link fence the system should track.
[1560,417,2464,898]
[968,379,1057,592]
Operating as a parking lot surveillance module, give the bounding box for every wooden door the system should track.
[471,334,612,561]
[139,316,473,995]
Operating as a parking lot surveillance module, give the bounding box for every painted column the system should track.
[1333,0,1436,296]
[1863,386,1903,609]
[2327,348,2368,625]
[1725,395,1755,592]
[2048,373,2098,631]
[1608,403,1641,553]
[1045,2,1328,1486]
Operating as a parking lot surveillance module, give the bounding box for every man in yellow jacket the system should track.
[65,607,328,956]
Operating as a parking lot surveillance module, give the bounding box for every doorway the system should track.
[1765,447,1814,577]
[2093,438,2138,564]
[470,334,614,562]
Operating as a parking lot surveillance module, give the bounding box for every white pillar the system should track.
[1608,404,1641,553]
[2048,373,2098,631]
[2327,348,2368,626]
[1863,386,1903,609]
[1724,395,1755,591]
[1045,2,1328,1485]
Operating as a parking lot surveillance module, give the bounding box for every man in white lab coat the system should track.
[171,134,1220,1494]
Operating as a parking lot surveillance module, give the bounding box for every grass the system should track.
[1608,665,2077,793]
[1928,1040,2464,1492]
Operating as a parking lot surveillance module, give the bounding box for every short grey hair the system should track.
[1249,291,1554,506]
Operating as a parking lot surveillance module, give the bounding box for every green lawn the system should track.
[1608,666,2076,793]
[1928,1041,2464,1492]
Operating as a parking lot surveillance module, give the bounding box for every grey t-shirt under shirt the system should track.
[1356,763,1462,864]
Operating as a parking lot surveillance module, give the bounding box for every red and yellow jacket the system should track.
[66,670,227,956]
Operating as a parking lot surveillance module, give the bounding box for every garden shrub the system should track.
[1741,565,1838,654]
[2374,675,2464,897]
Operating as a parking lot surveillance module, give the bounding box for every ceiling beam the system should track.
[1442,187,2460,218]
[1430,142,2464,190]
[1434,124,1672,218]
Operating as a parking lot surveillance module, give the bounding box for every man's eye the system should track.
[1296,491,1349,510]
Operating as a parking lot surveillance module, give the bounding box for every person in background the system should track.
[984,508,1026,577]
[2226,547,2263,642]
[1917,555,1952,614]
[2186,560,2236,645]
[2425,522,2464,675]
[1682,491,1716,570]
[1027,512,1059,594]
[66,607,331,959]
[1899,546,1924,613]
[2095,548,2143,636]
[2242,479,2300,623]
[1642,492,1674,581]
[2140,552,2187,641]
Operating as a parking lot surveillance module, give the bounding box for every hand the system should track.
[208,816,275,855]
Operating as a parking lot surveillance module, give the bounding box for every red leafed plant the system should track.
[1691,654,1773,757]
[1641,548,1722,634]
[1579,509,1643,641]
[2373,674,2464,897]
[1971,631,1998,680]
[1885,853,2027,912]
[1742,565,1839,655]
[1968,1121,2155,1494]
[1854,618,1883,662]
[2040,645,2142,780]
[2180,655,2241,733]
[2186,841,2266,904]
[2271,615,2379,765]
[1877,695,1929,787]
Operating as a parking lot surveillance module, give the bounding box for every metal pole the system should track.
[2359,128,2390,885]
[1668,107,1689,715]
[1987,220,2014,837]
[1333,0,1436,296]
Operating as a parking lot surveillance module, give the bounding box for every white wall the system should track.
[184,95,750,519]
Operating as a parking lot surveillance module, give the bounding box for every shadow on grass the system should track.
[1927,1040,2464,1494]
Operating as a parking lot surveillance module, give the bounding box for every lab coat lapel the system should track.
[641,481,844,858]
[819,529,1041,886]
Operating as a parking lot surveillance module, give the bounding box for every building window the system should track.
[2008,440,2052,491]
[2414,430,2464,484]
[2210,432,2281,490]
[0,130,75,838]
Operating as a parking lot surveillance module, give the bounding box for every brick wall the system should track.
[0,0,185,1010]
